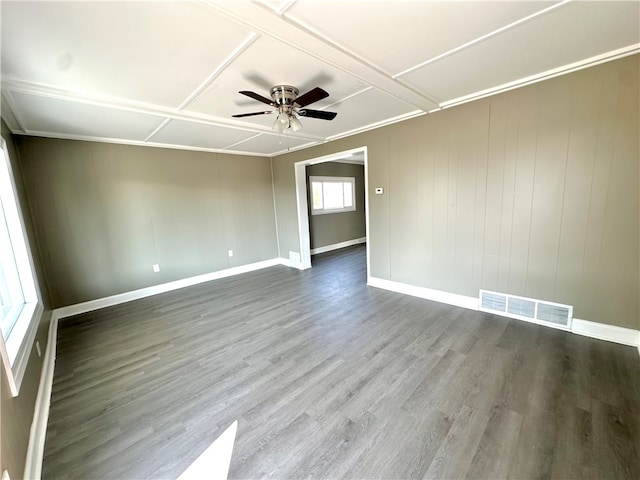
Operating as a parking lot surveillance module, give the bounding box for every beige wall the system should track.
[306,162,366,249]
[16,138,279,308]
[273,55,639,330]
[1,121,52,480]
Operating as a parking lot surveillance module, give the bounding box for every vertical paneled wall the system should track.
[17,139,279,308]
[273,55,639,329]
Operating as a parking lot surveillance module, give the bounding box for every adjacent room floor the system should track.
[43,245,640,479]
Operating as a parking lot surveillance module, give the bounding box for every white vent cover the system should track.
[479,290,572,329]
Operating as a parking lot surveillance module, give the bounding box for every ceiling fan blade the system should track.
[298,109,337,121]
[294,87,329,108]
[232,111,273,118]
[239,91,274,106]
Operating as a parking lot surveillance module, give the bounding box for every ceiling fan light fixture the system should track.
[273,113,289,132]
[272,109,302,133]
[289,115,302,132]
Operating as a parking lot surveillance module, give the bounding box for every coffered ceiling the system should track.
[1,1,638,157]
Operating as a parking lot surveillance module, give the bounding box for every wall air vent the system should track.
[480,291,507,312]
[479,290,572,330]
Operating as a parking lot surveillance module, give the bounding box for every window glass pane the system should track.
[311,182,323,210]
[309,176,356,215]
[343,182,353,207]
[0,197,24,338]
[322,181,344,209]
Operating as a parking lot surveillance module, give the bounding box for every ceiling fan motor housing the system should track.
[271,85,299,106]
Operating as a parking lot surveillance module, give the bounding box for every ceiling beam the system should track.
[204,0,440,112]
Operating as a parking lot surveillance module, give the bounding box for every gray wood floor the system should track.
[43,245,640,479]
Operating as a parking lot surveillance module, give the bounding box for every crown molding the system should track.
[11,129,274,157]
[0,78,325,143]
[439,44,640,110]
[1,90,27,133]
[325,110,425,142]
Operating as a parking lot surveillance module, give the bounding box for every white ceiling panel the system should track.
[149,119,259,151]
[0,1,253,106]
[296,88,420,139]
[185,35,369,122]
[8,93,165,141]
[228,133,314,156]
[285,1,558,76]
[1,1,637,156]
[400,1,640,102]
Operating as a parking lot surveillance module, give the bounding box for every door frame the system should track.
[293,146,370,274]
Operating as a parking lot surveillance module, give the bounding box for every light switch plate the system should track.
[375,187,384,195]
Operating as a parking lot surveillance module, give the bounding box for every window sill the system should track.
[311,206,357,216]
[1,301,43,396]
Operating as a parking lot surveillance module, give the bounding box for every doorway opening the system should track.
[293,146,370,278]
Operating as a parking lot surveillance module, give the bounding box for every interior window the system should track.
[0,138,42,396]
[309,176,356,215]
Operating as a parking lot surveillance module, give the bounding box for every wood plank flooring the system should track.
[43,245,640,479]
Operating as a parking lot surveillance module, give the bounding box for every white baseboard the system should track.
[367,276,479,311]
[310,237,366,255]
[54,258,285,319]
[23,311,58,480]
[571,318,640,348]
[277,258,291,268]
[367,276,640,350]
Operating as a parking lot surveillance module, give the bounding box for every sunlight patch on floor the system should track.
[177,421,237,480]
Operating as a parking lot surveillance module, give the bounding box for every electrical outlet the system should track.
[153,264,160,273]
[36,340,41,357]
[228,250,233,257]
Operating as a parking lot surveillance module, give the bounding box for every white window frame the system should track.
[0,137,43,396]
[309,176,356,215]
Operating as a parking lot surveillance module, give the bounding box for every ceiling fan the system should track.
[232,85,337,132]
